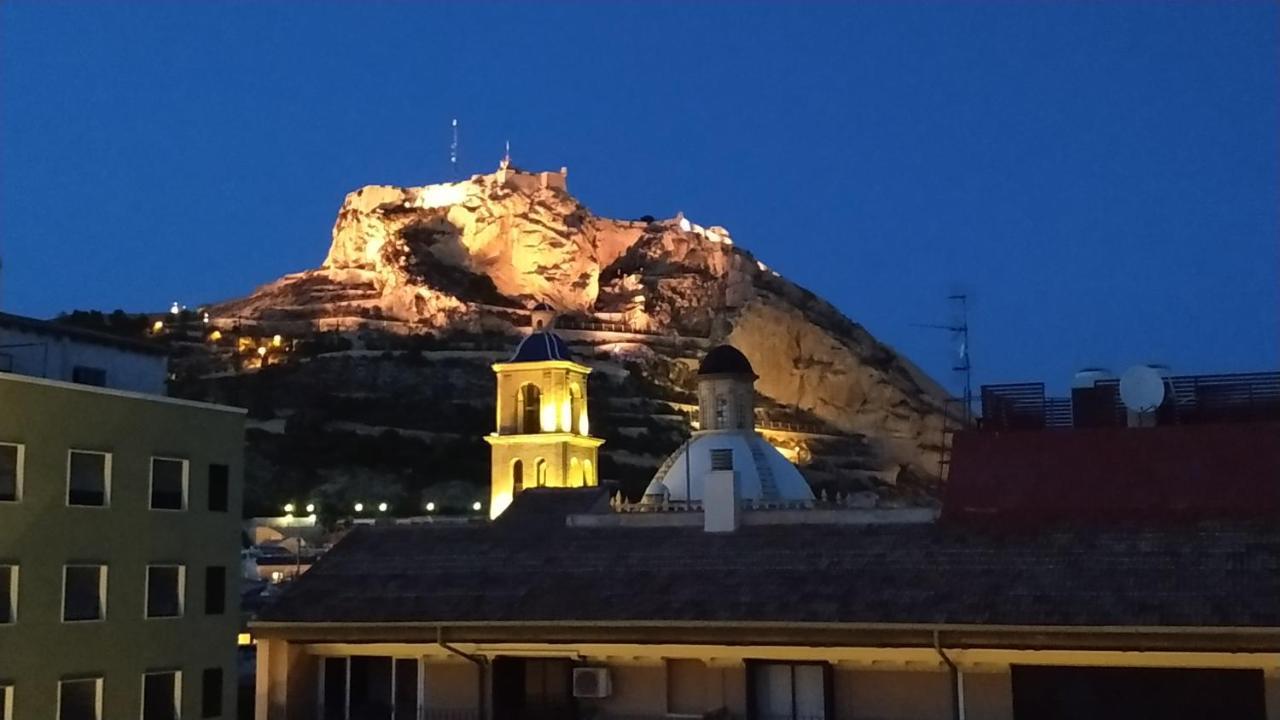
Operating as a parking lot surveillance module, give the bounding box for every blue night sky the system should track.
[1,2,1276,394]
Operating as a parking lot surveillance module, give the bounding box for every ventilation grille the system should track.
[710,449,734,471]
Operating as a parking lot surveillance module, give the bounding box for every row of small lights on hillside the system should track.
[283,500,483,515]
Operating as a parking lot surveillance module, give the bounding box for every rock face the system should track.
[191,164,953,513]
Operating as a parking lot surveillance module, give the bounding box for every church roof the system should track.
[699,345,755,376]
[645,431,814,503]
[509,331,572,363]
[255,489,1280,630]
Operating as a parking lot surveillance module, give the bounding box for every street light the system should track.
[425,502,436,513]
[354,502,364,513]
[471,501,482,512]
[305,503,315,514]
[377,502,388,512]
[283,503,295,514]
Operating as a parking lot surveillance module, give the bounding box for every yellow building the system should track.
[483,304,602,519]
[0,372,245,719]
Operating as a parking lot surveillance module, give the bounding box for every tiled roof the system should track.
[257,489,1280,629]
[509,332,572,362]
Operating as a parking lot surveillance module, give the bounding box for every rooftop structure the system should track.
[0,311,168,394]
[250,349,1280,720]
[644,344,814,509]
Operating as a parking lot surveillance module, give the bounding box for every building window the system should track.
[320,657,419,720]
[0,443,22,503]
[569,382,585,434]
[568,458,582,487]
[146,566,184,618]
[0,565,16,624]
[208,464,229,512]
[142,671,181,720]
[62,565,106,622]
[0,682,11,720]
[200,668,222,719]
[715,396,728,426]
[534,458,548,487]
[511,459,524,492]
[71,365,107,387]
[711,448,734,471]
[517,383,542,433]
[149,457,188,510]
[204,566,226,616]
[749,662,830,720]
[0,352,12,372]
[67,451,110,507]
[57,677,102,720]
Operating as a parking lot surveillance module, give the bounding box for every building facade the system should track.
[0,312,168,395]
[251,354,1280,720]
[0,372,245,719]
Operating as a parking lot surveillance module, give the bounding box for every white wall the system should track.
[0,326,167,394]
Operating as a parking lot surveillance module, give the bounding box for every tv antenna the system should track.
[913,293,972,422]
[450,119,459,178]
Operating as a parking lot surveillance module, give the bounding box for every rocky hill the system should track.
[172,163,953,516]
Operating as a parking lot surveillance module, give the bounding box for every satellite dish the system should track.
[1119,365,1166,413]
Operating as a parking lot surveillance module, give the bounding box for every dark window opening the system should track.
[0,444,19,502]
[518,383,543,434]
[150,458,186,510]
[322,658,348,720]
[71,365,107,387]
[0,565,15,624]
[204,566,226,615]
[59,678,101,720]
[208,464,229,512]
[493,657,573,720]
[63,566,105,622]
[146,566,183,618]
[142,672,179,720]
[394,659,419,719]
[201,667,223,718]
[67,451,108,507]
[512,459,524,493]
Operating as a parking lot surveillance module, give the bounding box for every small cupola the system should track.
[530,302,557,332]
[696,345,757,431]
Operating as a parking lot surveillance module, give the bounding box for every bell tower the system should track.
[484,305,603,519]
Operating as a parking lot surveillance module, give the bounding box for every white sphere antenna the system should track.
[1119,365,1166,413]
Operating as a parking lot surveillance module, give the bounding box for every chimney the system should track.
[703,448,740,533]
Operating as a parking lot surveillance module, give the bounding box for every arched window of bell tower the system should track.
[516,383,542,433]
[568,458,583,487]
[534,458,548,487]
[511,459,524,492]
[569,382,585,434]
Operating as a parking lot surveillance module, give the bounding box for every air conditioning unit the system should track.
[572,667,612,698]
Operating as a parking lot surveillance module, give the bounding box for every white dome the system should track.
[645,430,814,503]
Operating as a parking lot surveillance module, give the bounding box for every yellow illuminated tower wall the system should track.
[484,314,603,519]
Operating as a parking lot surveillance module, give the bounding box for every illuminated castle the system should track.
[484,303,602,518]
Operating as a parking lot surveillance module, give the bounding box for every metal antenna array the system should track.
[913,293,973,423]
[450,119,459,178]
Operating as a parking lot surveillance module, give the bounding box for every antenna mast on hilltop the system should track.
[450,119,459,178]
[913,293,973,423]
